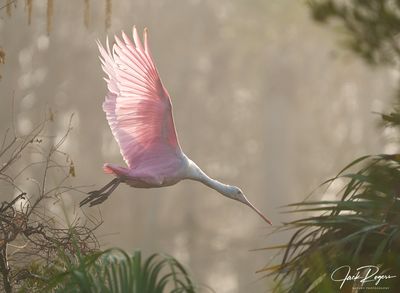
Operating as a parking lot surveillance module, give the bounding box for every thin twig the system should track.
[0,0,17,12]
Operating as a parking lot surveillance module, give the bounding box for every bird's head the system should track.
[225,186,272,225]
[225,186,246,202]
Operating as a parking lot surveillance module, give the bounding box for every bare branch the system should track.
[0,111,101,291]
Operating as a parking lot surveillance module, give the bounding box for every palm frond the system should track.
[265,155,400,292]
[21,246,198,293]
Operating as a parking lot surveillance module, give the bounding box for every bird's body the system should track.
[103,155,187,188]
[81,27,272,225]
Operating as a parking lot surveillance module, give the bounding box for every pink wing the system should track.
[98,27,182,170]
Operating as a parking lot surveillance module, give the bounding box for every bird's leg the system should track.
[80,178,121,207]
[89,178,118,195]
[88,180,120,206]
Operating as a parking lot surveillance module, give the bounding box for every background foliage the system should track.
[1,0,397,292]
[263,1,400,292]
[24,249,197,293]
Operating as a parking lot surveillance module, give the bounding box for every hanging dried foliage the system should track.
[0,47,4,80]
[6,0,12,16]
[26,0,33,24]
[0,48,5,64]
[1,0,112,32]
[46,0,53,34]
[105,0,112,29]
[84,0,90,28]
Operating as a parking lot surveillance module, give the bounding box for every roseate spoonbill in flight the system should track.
[80,26,272,225]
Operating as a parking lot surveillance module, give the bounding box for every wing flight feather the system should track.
[98,27,181,169]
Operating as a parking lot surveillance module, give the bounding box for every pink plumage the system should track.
[99,27,180,177]
[81,26,272,225]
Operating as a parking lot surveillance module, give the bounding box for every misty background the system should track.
[0,0,394,292]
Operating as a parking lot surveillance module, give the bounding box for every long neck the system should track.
[184,157,273,225]
[186,160,231,196]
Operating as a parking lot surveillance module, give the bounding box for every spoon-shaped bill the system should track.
[245,200,272,225]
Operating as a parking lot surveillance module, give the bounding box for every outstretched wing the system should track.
[98,27,181,169]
